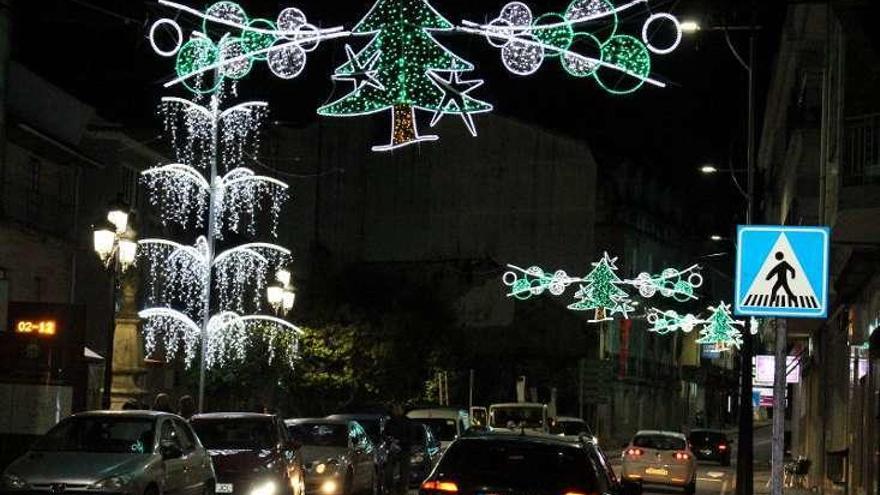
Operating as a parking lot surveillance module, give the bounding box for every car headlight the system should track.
[250,480,277,495]
[410,451,425,465]
[313,459,339,475]
[319,480,338,495]
[89,475,132,491]
[2,473,28,490]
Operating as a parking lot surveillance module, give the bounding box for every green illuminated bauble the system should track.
[673,280,693,302]
[532,13,573,58]
[175,38,221,94]
[203,1,248,36]
[242,19,277,60]
[561,32,600,77]
[595,35,650,95]
[513,278,532,300]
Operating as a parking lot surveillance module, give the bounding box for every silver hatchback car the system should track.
[2,410,215,495]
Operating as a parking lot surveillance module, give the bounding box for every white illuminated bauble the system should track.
[267,42,306,79]
[501,39,544,75]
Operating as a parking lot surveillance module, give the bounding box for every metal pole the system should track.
[771,319,787,495]
[579,359,584,420]
[736,10,758,495]
[101,255,119,409]
[469,369,474,413]
[198,93,220,413]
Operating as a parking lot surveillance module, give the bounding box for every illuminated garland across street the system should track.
[502,252,702,322]
[148,0,683,151]
[646,302,759,351]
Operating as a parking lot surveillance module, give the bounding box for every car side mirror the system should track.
[161,442,183,460]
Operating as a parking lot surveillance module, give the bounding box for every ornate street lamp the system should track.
[267,269,295,317]
[92,198,137,409]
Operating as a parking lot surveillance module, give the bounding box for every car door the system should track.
[159,419,187,495]
[174,418,209,495]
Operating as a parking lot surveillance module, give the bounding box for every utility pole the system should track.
[771,319,787,495]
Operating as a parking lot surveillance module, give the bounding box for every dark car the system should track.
[409,424,441,488]
[687,429,731,465]
[191,413,305,495]
[419,432,618,495]
[325,414,390,492]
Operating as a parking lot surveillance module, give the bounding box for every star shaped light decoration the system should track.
[332,44,385,91]
[427,70,489,137]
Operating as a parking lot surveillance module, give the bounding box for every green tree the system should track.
[695,302,744,349]
[318,0,491,151]
[567,252,634,321]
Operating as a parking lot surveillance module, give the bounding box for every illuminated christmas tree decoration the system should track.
[459,1,677,94]
[317,0,491,151]
[503,252,700,323]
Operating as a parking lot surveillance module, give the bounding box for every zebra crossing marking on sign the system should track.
[735,225,830,318]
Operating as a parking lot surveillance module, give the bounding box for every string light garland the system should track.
[458,0,680,94]
[502,252,703,323]
[646,301,750,351]
[317,0,492,151]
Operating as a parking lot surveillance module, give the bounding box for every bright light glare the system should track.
[700,165,718,174]
[93,228,115,258]
[319,480,337,495]
[710,235,723,241]
[250,481,277,495]
[680,20,701,33]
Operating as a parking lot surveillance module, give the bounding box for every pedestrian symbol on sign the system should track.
[735,225,829,318]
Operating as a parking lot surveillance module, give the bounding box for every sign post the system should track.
[736,225,829,495]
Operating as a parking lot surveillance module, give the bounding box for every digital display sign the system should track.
[14,319,57,336]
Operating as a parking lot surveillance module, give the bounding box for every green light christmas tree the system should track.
[318,0,492,151]
[567,252,635,322]
[694,301,744,349]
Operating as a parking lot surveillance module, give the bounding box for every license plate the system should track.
[702,449,713,455]
[216,484,234,493]
[645,467,669,476]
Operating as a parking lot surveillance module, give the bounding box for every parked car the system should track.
[688,429,731,466]
[286,418,379,495]
[408,424,441,488]
[324,414,390,492]
[418,430,617,495]
[552,416,598,444]
[406,409,469,450]
[1,411,215,495]
[190,413,304,495]
[621,430,697,495]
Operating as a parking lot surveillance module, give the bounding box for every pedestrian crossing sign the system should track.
[735,225,830,318]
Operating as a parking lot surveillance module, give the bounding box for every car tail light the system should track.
[625,448,644,457]
[674,452,690,460]
[564,491,598,495]
[718,444,728,451]
[421,481,459,493]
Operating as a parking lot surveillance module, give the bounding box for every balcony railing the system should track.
[843,113,880,186]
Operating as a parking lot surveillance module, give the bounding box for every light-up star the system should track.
[427,71,486,137]
[332,44,384,91]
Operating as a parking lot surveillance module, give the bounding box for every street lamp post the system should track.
[684,14,759,495]
[93,199,137,410]
[267,268,295,317]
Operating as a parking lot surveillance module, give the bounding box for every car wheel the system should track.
[722,455,731,467]
[203,480,215,495]
[685,478,696,495]
[622,481,642,495]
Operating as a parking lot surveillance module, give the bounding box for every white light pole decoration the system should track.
[143,6,308,412]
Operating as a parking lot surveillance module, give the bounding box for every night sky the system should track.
[13,0,786,246]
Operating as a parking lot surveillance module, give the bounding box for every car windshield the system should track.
[633,434,687,451]
[191,419,276,450]
[558,420,589,436]
[437,439,598,491]
[413,418,457,441]
[354,420,380,444]
[491,408,544,428]
[32,416,155,454]
[689,431,727,446]
[288,423,349,447]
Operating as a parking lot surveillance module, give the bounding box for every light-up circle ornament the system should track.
[565,0,618,41]
[532,13,573,58]
[150,18,183,57]
[276,7,320,52]
[176,37,221,94]
[203,1,248,35]
[242,19,277,60]
[595,34,651,94]
[267,41,307,79]
[641,13,682,55]
[502,40,544,75]
[486,2,533,48]
[219,37,252,79]
[562,32,601,77]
